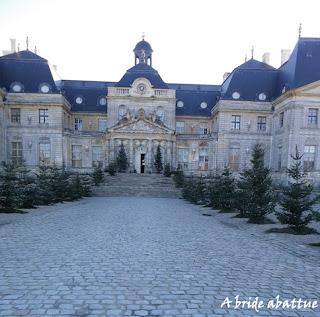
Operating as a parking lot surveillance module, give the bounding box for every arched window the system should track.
[156,106,164,122]
[118,105,126,120]
[229,142,240,171]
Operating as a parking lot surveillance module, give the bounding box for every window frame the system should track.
[72,145,82,168]
[308,108,318,126]
[11,141,23,166]
[257,116,267,131]
[303,145,316,171]
[10,108,21,124]
[176,121,185,134]
[74,118,83,131]
[231,115,241,130]
[39,142,51,164]
[39,109,48,124]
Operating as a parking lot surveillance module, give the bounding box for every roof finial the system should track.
[34,45,37,54]
[298,23,302,38]
[17,43,20,52]
[245,54,247,62]
[251,45,254,59]
[142,32,145,41]
[26,36,29,50]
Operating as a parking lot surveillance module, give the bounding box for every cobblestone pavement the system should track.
[0,197,319,317]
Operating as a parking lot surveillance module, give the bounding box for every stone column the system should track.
[129,139,133,171]
[172,141,177,169]
[147,139,152,173]
[109,138,114,162]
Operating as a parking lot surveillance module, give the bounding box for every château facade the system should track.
[1,37,320,183]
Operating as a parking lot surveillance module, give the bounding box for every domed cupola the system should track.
[133,35,153,66]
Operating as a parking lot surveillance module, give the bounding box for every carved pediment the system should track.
[109,118,173,134]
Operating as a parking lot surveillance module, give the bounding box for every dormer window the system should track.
[200,102,207,109]
[177,100,184,108]
[75,96,83,105]
[258,93,267,101]
[232,91,240,100]
[11,82,23,93]
[39,83,51,94]
[98,97,107,106]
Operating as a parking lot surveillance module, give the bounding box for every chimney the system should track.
[53,65,58,72]
[281,49,290,65]
[223,72,230,81]
[262,52,270,65]
[10,39,16,52]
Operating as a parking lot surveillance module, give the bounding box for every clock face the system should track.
[137,83,146,94]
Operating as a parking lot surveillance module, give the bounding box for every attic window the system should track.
[258,93,267,101]
[200,102,207,109]
[232,91,240,100]
[11,82,23,93]
[39,83,51,94]
[75,96,83,105]
[177,100,184,108]
[99,97,107,106]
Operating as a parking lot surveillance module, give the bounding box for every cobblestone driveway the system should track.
[0,197,319,317]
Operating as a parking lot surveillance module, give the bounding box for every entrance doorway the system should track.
[140,153,145,173]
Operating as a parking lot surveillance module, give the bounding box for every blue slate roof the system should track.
[56,80,115,112]
[116,63,168,89]
[0,50,58,93]
[221,59,277,101]
[277,37,320,96]
[134,40,153,52]
[169,83,220,116]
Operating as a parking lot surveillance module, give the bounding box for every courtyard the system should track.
[0,197,319,317]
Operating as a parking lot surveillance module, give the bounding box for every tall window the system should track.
[176,121,185,134]
[279,112,284,128]
[74,118,82,131]
[156,107,164,122]
[199,147,208,171]
[39,109,48,124]
[98,119,107,132]
[277,146,282,171]
[229,146,240,171]
[199,123,208,134]
[231,115,241,130]
[39,143,51,164]
[11,108,21,124]
[178,148,189,169]
[92,146,103,167]
[118,105,126,120]
[257,116,267,131]
[308,108,318,125]
[11,142,23,166]
[304,145,316,171]
[72,145,82,167]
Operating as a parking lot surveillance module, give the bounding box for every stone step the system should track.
[93,173,181,198]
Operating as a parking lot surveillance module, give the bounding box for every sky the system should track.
[1,0,320,85]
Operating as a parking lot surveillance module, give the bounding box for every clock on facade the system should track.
[137,83,146,94]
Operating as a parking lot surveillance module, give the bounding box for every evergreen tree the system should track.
[163,163,171,177]
[106,161,117,176]
[116,143,128,172]
[207,173,221,209]
[173,168,185,188]
[36,162,54,205]
[237,144,275,223]
[18,164,38,209]
[216,166,236,212]
[0,161,21,212]
[276,146,319,233]
[154,144,163,173]
[92,163,104,185]
[182,176,207,204]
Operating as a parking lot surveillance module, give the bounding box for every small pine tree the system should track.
[0,161,21,212]
[93,163,104,185]
[163,163,171,177]
[173,168,184,188]
[36,162,54,205]
[106,161,117,176]
[276,146,319,233]
[183,176,207,204]
[206,173,220,209]
[116,143,128,172]
[237,144,275,223]
[69,173,83,200]
[216,166,236,212]
[18,164,38,209]
[154,144,163,173]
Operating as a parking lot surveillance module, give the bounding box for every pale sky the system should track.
[1,0,320,85]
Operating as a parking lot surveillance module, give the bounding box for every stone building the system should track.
[1,37,320,182]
